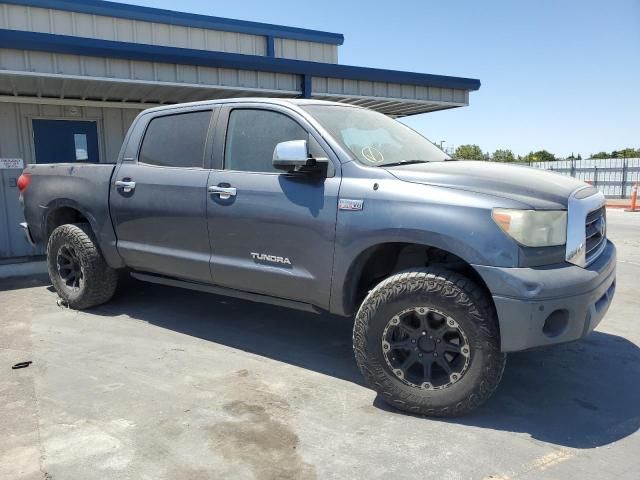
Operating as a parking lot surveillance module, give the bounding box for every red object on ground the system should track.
[627,183,638,212]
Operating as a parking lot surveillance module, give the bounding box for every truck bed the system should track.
[21,162,121,267]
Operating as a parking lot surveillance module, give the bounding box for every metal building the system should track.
[0,0,480,262]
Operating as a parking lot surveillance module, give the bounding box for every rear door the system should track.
[207,105,340,308]
[110,107,217,283]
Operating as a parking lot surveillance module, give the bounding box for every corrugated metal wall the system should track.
[0,48,301,98]
[0,101,140,258]
[312,76,468,106]
[0,48,471,108]
[0,2,339,63]
[525,158,640,198]
[275,38,337,63]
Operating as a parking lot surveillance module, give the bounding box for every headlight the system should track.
[492,209,567,247]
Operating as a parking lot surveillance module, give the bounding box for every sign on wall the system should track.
[0,158,24,169]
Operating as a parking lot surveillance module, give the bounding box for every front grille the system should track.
[585,206,606,264]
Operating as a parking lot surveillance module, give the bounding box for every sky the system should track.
[120,0,639,158]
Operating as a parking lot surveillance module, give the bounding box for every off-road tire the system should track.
[353,268,506,417]
[47,223,118,309]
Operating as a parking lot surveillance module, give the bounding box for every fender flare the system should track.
[329,229,508,316]
[41,198,124,268]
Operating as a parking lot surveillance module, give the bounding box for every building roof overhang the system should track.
[0,28,480,117]
[0,29,480,91]
[2,0,345,45]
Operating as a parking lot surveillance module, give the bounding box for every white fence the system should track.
[522,158,640,198]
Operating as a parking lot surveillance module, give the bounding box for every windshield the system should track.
[303,105,449,166]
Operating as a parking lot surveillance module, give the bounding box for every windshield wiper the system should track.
[380,160,430,167]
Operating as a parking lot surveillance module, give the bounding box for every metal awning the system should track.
[0,69,467,117]
[0,70,298,108]
[0,29,479,117]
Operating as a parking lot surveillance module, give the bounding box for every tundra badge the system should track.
[251,252,292,265]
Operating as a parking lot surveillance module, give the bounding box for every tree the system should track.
[454,144,484,161]
[492,149,516,163]
[590,148,640,159]
[522,150,556,162]
[612,148,640,158]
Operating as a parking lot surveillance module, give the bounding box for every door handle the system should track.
[208,185,237,200]
[115,180,136,193]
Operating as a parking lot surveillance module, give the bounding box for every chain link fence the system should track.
[521,158,640,198]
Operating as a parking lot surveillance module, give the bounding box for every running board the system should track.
[130,272,322,314]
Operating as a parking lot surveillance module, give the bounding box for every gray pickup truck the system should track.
[19,98,616,416]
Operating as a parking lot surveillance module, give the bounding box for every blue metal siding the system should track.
[2,0,345,45]
[0,29,481,91]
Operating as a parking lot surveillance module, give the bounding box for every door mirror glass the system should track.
[273,140,327,175]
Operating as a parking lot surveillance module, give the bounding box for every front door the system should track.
[110,108,215,283]
[32,119,99,163]
[207,106,340,308]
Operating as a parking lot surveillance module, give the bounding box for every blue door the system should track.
[32,120,99,164]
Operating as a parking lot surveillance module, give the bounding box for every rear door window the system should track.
[139,110,212,168]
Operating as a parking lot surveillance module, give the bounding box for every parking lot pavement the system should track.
[1,210,639,480]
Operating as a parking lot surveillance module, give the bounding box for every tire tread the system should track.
[353,268,506,417]
[47,223,118,309]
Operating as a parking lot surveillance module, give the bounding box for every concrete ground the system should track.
[1,210,639,480]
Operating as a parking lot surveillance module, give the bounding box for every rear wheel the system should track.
[47,223,118,309]
[353,268,506,417]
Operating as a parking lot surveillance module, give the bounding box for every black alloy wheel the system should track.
[56,244,84,291]
[47,223,118,309]
[382,306,470,390]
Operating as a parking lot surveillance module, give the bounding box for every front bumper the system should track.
[474,240,616,352]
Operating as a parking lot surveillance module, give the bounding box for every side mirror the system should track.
[272,140,327,175]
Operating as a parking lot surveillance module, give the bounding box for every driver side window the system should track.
[224,109,308,173]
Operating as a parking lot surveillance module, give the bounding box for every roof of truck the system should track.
[140,98,362,114]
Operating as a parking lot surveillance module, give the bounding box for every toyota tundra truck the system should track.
[18,98,616,417]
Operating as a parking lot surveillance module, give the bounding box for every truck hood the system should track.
[385,161,586,209]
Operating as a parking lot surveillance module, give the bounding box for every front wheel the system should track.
[47,223,118,309]
[353,268,506,417]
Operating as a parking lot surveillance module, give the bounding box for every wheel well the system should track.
[45,207,89,240]
[345,243,494,315]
